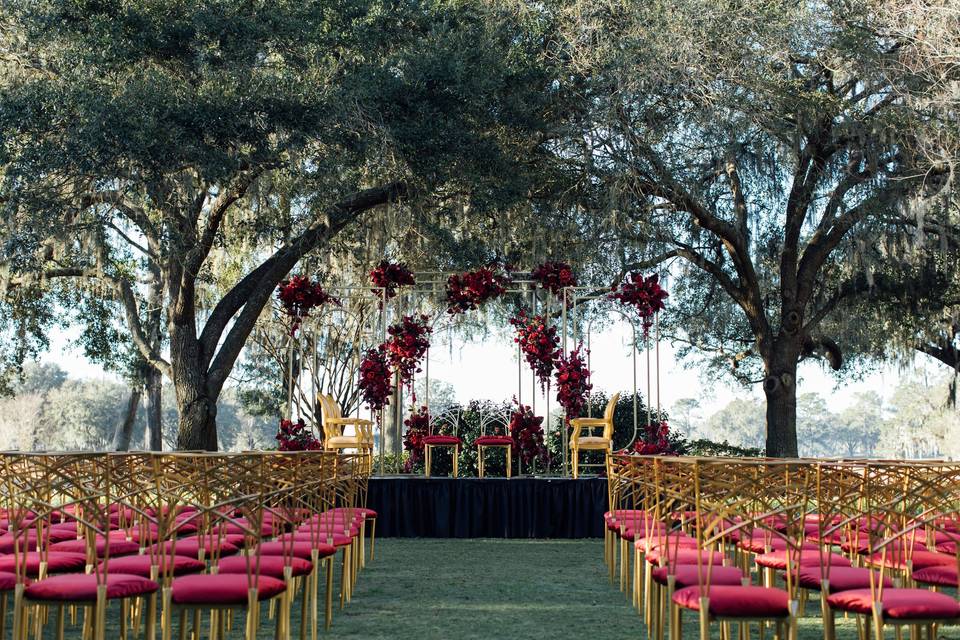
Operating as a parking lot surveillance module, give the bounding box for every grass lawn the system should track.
[34,538,960,639]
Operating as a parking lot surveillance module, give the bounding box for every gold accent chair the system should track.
[569,392,619,479]
[317,394,374,463]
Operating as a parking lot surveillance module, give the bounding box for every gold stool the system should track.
[475,436,513,478]
[423,436,461,477]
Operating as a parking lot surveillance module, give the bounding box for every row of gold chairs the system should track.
[605,456,960,640]
[0,451,375,640]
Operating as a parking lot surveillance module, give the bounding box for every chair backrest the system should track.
[316,393,336,440]
[602,393,620,440]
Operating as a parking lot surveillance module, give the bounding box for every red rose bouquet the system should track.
[276,418,322,451]
[446,267,509,314]
[608,272,668,334]
[385,315,432,391]
[370,260,416,306]
[508,403,549,466]
[554,345,592,418]
[630,421,677,455]
[277,275,341,335]
[358,346,393,411]
[402,405,431,470]
[531,261,577,297]
[510,310,560,391]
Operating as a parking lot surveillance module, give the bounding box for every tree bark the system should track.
[112,388,142,451]
[763,340,800,457]
[144,369,163,451]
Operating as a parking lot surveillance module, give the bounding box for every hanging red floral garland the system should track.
[510,310,560,391]
[508,403,549,466]
[608,272,668,334]
[369,260,416,307]
[402,405,430,470]
[629,421,677,455]
[358,346,393,411]
[446,266,509,314]
[554,345,592,419]
[385,314,432,391]
[277,275,341,335]
[276,418,322,451]
[531,261,577,297]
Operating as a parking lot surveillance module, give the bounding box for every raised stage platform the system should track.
[367,476,607,538]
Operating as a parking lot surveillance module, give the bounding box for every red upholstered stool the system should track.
[422,435,461,477]
[0,552,87,576]
[474,435,513,478]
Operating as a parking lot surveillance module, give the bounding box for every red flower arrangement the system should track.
[609,272,668,333]
[276,418,322,451]
[277,275,341,335]
[369,260,416,306]
[554,345,592,418]
[402,406,430,469]
[508,403,549,466]
[531,261,577,297]
[629,421,677,455]
[446,267,509,314]
[510,310,560,391]
[385,315,432,390]
[358,346,393,411]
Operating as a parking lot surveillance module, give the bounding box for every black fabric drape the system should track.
[367,477,607,538]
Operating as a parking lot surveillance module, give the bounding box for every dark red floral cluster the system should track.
[277,275,341,335]
[385,315,432,389]
[276,418,322,451]
[446,267,509,314]
[510,310,560,391]
[358,346,392,411]
[531,261,577,297]
[554,345,592,418]
[369,260,416,306]
[630,421,676,455]
[609,272,668,333]
[508,403,549,466]
[402,405,430,468]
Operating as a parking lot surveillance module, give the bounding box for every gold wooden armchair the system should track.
[569,392,619,479]
[317,394,374,460]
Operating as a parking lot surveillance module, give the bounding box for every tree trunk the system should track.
[144,368,163,451]
[763,340,800,457]
[113,388,142,451]
[173,367,218,451]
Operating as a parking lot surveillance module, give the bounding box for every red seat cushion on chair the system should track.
[0,534,38,554]
[755,550,851,570]
[97,555,206,578]
[646,549,727,566]
[474,435,513,446]
[0,552,87,576]
[170,574,286,605]
[24,573,158,602]
[673,585,790,618]
[150,536,242,558]
[866,550,956,570]
[652,565,744,588]
[827,588,960,619]
[49,538,141,557]
[422,435,461,445]
[797,566,893,593]
[0,572,20,590]
[217,555,313,578]
[257,541,336,560]
[912,565,958,587]
[280,531,353,548]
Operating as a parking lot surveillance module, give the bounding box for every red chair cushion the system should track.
[97,555,206,578]
[755,550,851,570]
[866,550,956,570]
[828,588,960,619]
[796,566,893,593]
[646,549,727,567]
[170,574,286,605]
[353,508,377,519]
[0,552,87,576]
[474,436,513,446]
[150,536,242,558]
[422,435,461,445]
[738,535,817,554]
[256,541,336,560]
[280,532,353,548]
[673,585,790,618]
[912,565,958,588]
[652,565,744,588]
[217,555,313,578]
[643,535,699,551]
[24,573,158,602]
[0,535,38,554]
[0,572,20,590]
[49,538,141,557]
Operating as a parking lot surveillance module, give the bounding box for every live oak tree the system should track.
[0,0,563,449]
[556,0,959,455]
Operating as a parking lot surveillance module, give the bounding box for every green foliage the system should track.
[685,439,763,458]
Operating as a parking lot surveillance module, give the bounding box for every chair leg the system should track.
[507,446,512,478]
[477,447,484,478]
[572,448,579,479]
[453,445,459,477]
